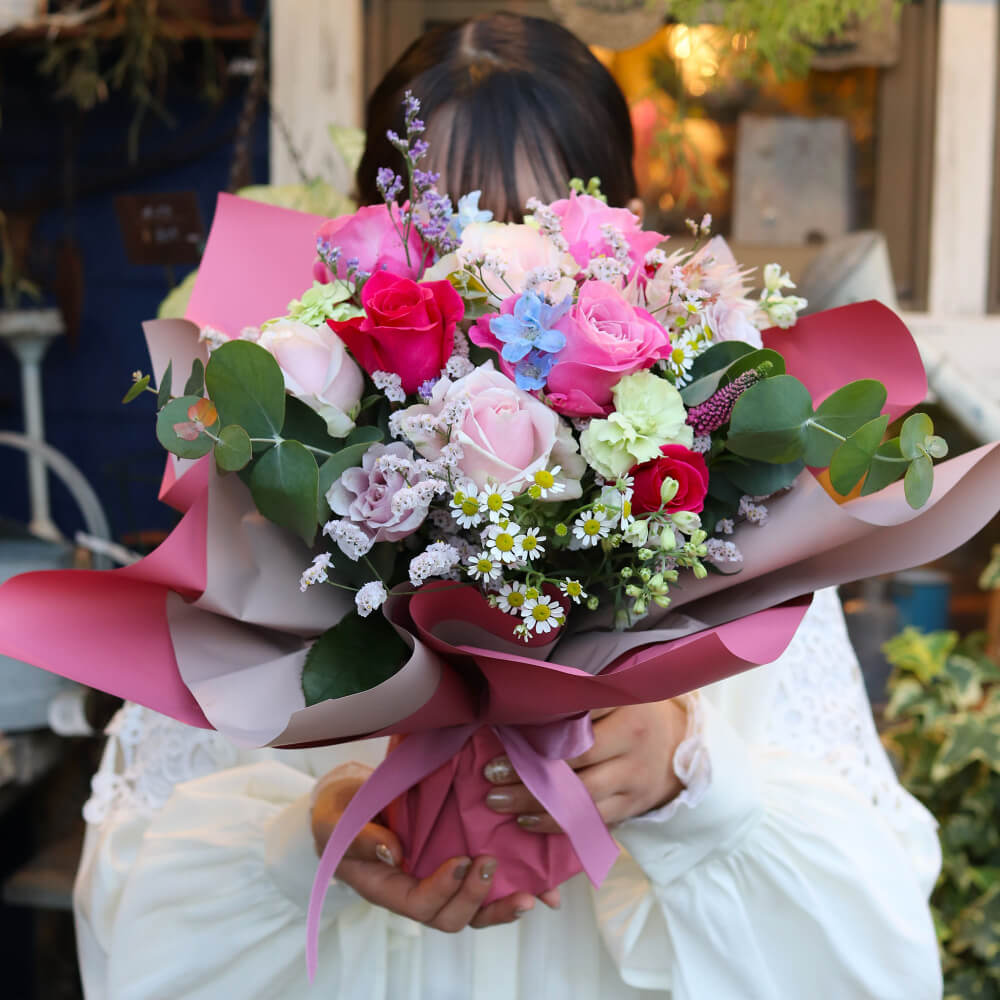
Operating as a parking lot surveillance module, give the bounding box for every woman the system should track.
[74,14,943,999]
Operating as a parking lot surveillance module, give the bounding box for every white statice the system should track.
[599,223,631,263]
[408,541,461,588]
[585,256,630,283]
[738,495,769,525]
[299,553,333,592]
[717,518,734,535]
[198,325,229,352]
[355,580,388,617]
[322,520,374,561]
[445,354,475,379]
[525,198,569,253]
[705,538,743,566]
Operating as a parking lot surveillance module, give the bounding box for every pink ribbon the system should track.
[305,716,619,981]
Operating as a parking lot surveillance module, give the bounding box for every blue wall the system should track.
[0,44,269,544]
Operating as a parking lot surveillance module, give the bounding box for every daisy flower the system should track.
[527,465,565,500]
[522,594,565,634]
[663,330,700,385]
[515,527,545,561]
[450,488,483,529]
[572,509,610,547]
[466,552,502,582]
[485,521,522,563]
[480,484,514,522]
[559,579,587,604]
[496,581,529,614]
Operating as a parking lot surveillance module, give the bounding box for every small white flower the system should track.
[322,520,374,561]
[409,541,461,588]
[717,518,734,535]
[466,552,502,581]
[480,484,514,523]
[485,521,522,563]
[515,527,545,561]
[521,594,566,634]
[705,538,743,565]
[572,509,610,547]
[198,325,229,352]
[445,354,475,379]
[372,370,406,403]
[496,581,529,614]
[663,330,699,385]
[559,579,587,604]
[355,580,388,617]
[450,489,483,528]
[299,552,333,592]
[527,465,565,500]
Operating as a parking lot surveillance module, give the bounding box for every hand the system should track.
[483,700,688,833]
[311,765,547,930]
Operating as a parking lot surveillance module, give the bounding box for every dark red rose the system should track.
[630,444,709,515]
[328,271,464,394]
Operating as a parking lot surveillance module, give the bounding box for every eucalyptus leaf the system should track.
[184,358,205,397]
[214,424,253,472]
[829,414,889,496]
[720,456,804,496]
[719,348,785,386]
[282,395,339,453]
[155,394,218,459]
[688,340,755,381]
[901,412,935,460]
[861,437,906,496]
[725,375,813,463]
[249,440,319,544]
[346,424,384,447]
[679,369,727,407]
[122,376,150,404]
[904,453,934,509]
[803,379,887,467]
[301,610,409,704]
[156,360,173,410]
[205,340,286,443]
[318,442,375,507]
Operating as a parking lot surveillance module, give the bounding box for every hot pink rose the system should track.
[630,444,709,515]
[329,271,464,395]
[471,281,670,416]
[548,192,664,278]
[316,204,426,282]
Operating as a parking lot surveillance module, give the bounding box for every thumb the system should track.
[344,819,404,868]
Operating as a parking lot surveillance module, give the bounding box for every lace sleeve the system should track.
[82,703,240,824]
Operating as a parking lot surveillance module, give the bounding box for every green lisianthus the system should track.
[285,281,363,327]
[580,370,693,479]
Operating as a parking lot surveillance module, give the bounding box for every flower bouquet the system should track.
[2,94,999,978]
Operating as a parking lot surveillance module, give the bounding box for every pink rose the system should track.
[254,319,363,437]
[549,192,664,278]
[329,271,464,395]
[400,364,585,497]
[630,444,709,515]
[327,442,428,542]
[471,281,670,417]
[316,204,426,282]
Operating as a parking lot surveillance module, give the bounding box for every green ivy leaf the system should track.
[725,374,813,463]
[122,375,150,404]
[828,414,889,496]
[249,440,319,545]
[802,379,886,467]
[214,424,253,472]
[184,358,205,397]
[904,453,934,509]
[155,394,218,459]
[301,610,409,704]
[156,360,173,410]
[901,412,935,460]
[861,437,906,496]
[205,340,286,444]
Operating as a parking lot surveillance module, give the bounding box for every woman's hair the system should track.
[356,12,637,220]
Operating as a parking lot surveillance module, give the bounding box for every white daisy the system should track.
[559,579,587,604]
[527,465,565,500]
[663,330,700,385]
[496,581,529,614]
[572,509,610,548]
[485,521,522,563]
[515,527,545,561]
[521,594,566,634]
[450,488,483,529]
[480,484,514,523]
[466,552,502,582]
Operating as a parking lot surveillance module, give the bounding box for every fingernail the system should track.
[514,907,530,918]
[453,858,471,880]
[516,814,541,829]
[484,757,513,783]
[480,858,497,881]
[485,790,513,809]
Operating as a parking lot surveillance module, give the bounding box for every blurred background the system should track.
[0,1,998,997]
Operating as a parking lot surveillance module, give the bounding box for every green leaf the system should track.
[249,440,319,544]
[205,340,286,443]
[803,379,887,467]
[905,453,934,509]
[725,374,813,463]
[122,375,150,404]
[719,347,786,385]
[301,610,409,704]
[719,456,804,496]
[214,424,253,472]
[281,395,339,453]
[155,394,218,459]
[156,360,173,410]
[829,414,889,496]
[901,412,935,460]
[184,358,205,397]
[318,442,374,506]
[346,424,384,447]
[861,437,906,496]
[706,470,744,506]
[688,340,755,381]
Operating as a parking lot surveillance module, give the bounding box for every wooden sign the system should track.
[114,192,205,268]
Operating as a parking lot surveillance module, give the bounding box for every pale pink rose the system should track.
[401,364,585,497]
[316,204,426,282]
[548,192,664,278]
[426,221,576,305]
[702,299,762,348]
[328,442,428,542]
[255,319,363,437]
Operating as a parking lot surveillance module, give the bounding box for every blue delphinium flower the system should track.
[489,291,570,364]
[451,191,493,240]
[514,350,560,391]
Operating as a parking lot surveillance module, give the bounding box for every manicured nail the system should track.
[480,858,497,881]
[516,814,541,829]
[484,757,513,783]
[485,790,513,809]
[453,858,471,880]
[375,844,396,867]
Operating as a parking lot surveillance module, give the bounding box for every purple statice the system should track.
[315,237,341,278]
[413,169,440,195]
[376,167,403,204]
[686,368,766,437]
[415,188,459,255]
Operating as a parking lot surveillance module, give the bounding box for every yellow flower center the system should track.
[583,518,602,536]
[622,500,632,518]
[531,604,552,623]
[521,535,538,551]
[534,469,555,489]
[566,581,582,597]
[486,493,505,512]
[461,498,479,516]
[525,587,540,600]
[494,533,515,552]
[507,591,525,608]
[671,347,686,364]
[476,558,492,573]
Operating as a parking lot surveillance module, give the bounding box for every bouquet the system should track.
[2,93,999,980]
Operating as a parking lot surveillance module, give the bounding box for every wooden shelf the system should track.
[0,16,259,46]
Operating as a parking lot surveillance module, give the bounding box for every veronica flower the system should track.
[489,291,570,363]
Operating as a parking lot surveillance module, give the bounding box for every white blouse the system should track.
[73,589,944,1000]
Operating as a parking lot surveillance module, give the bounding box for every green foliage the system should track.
[249,440,319,546]
[883,628,1000,996]
[122,375,150,404]
[214,424,252,473]
[205,340,286,445]
[155,394,218,460]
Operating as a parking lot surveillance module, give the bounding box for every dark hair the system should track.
[357,12,637,220]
